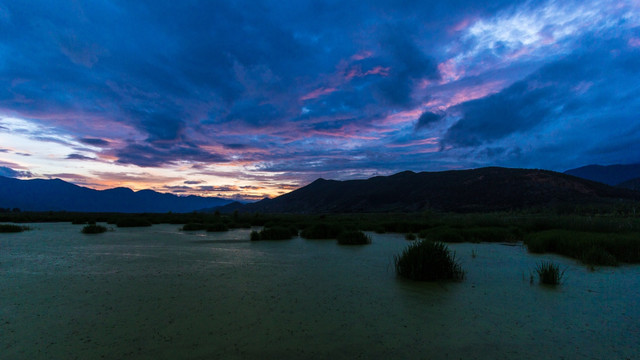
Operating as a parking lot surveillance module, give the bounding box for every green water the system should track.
[1,223,639,359]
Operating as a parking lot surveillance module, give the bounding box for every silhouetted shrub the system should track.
[301,223,343,239]
[394,241,465,281]
[229,221,251,229]
[0,224,28,233]
[337,230,371,245]
[207,223,229,232]
[181,223,207,231]
[251,226,294,241]
[82,224,107,234]
[534,261,564,285]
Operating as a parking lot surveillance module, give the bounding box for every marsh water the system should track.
[1,223,639,359]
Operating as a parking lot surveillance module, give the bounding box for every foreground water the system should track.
[1,223,639,359]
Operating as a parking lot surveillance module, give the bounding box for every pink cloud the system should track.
[449,17,476,33]
[380,108,424,126]
[363,66,390,76]
[344,65,390,80]
[351,51,373,61]
[427,80,506,110]
[629,37,640,47]
[300,87,337,101]
[438,59,463,83]
[387,137,439,148]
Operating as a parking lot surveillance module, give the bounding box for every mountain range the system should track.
[219,167,640,213]
[3,166,640,214]
[0,176,231,213]
[564,163,640,187]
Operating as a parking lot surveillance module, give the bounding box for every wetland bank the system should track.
[2,216,639,359]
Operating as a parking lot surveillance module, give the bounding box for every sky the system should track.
[1,0,640,200]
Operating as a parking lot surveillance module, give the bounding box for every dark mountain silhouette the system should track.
[618,177,640,191]
[218,167,640,213]
[564,163,640,186]
[0,176,231,213]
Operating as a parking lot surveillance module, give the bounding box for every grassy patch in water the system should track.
[524,230,640,265]
[394,240,465,281]
[206,222,229,232]
[81,224,107,234]
[0,224,29,233]
[534,261,564,285]
[300,222,344,239]
[336,230,371,245]
[181,223,208,231]
[251,226,297,241]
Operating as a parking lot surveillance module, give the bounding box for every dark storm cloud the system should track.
[79,137,110,147]
[442,36,640,150]
[115,142,227,167]
[443,81,554,147]
[184,180,204,185]
[66,153,95,161]
[415,111,444,130]
[374,25,441,106]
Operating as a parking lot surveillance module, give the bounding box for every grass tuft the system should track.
[394,240,465,281]
[534,261,565,285]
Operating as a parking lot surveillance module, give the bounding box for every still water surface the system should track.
[1,223,639,359]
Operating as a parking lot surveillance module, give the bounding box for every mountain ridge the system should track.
[218,167,640,213]
[564,163,640,186]
[0,176,231,213]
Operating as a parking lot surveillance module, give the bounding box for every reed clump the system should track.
[394,240,465,281]
[0,224,29,233]
[534,261,564,285]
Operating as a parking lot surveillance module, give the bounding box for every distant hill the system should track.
[618,177,640,191]
[0,176,231,213]
[564,163,640,186]
[221,167,640,213]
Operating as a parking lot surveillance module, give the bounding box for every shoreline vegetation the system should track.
[0,224,30,233]
[2,209,640,266]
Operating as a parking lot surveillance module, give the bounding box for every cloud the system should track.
[442,35,640,150]
[184,180,204,185]
[114,142,227,167]
[79,137,110,147]
[442,80,554,147]
[415,111,444,130]
[66,153,96,161]
[0,166,32,178]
